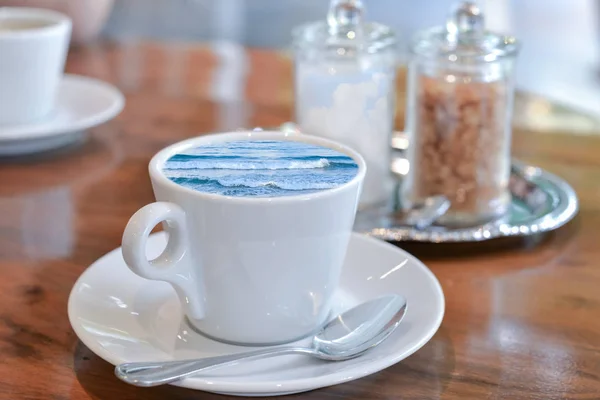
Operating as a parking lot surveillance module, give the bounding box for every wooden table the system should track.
[1,41,599,400]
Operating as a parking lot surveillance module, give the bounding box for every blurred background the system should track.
[4,0,599,130]
[102,0,600,118]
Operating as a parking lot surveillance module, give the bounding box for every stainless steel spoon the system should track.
[115,294,407,387]
[403,195,450,229]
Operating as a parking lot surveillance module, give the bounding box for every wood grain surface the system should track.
[1,41,599,400]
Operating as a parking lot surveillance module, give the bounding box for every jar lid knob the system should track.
[327,0,365,34]
[446,1,485,40]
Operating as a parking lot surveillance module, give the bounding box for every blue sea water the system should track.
[163,140,359,197]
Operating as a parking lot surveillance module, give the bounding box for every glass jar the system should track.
[293,0,397,208]
[402,1,520,227]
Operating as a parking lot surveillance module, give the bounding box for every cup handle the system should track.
[121,202,204,319]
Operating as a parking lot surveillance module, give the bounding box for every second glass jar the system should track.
[402,2,520,227]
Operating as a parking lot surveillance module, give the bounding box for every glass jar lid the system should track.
[411,1,519,63]
[293,0,395,55]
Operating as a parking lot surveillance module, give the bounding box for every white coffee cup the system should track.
[0,7,71,125]
[121,131,365,345]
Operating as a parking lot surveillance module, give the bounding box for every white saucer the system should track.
[0,74,124,156]
[68,232,444,397]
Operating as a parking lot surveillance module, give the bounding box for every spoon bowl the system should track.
[115,294,407,387]
[312,294,407,358]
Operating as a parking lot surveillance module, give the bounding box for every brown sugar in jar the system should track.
[402,2,520,227]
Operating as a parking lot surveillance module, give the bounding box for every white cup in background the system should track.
[0,7,71,125]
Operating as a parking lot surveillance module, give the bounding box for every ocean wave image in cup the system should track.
[162,140,359,197]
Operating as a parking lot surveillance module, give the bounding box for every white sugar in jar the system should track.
[293,0,397,208]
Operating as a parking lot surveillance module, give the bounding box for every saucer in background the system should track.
[0,74,124,156]
[68,232,444,396]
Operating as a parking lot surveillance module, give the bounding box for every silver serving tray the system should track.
[354,160,579,243]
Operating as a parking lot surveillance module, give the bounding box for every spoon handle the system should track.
[115,346,314,387]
